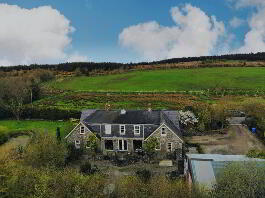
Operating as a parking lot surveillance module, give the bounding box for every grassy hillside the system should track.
[0,120,74,137]
[46,67,265,92]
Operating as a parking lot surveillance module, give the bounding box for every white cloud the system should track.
[236,7,265,53]
[230,0,265,9]
[66,53,89,62]
[119,4,225,61]
[226,0,265,54]
[229,17,245,28]
[0,4,77,66]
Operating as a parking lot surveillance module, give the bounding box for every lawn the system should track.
[46,67,265,92]
[0,120,75,137]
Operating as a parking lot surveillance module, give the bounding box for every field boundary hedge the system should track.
[0,106,81,120]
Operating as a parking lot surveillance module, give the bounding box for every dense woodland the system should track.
[0,52,265,73]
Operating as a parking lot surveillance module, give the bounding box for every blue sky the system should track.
[0,0,264,65]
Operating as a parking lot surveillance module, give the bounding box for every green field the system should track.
[0,120,74,137]
[46,67,265,92]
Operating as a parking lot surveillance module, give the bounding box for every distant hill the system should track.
[1,52,265,74]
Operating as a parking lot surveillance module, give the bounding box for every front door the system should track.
[119,140,128,151]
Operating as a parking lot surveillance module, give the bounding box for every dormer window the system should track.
[161,127,166,136]
[134,125,140,135]
[105,124,111,135]
[120,125,126,135]
[80,126,85,134]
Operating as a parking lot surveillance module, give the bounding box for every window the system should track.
[161,127,166,136]
[105,140,114,150]
[118,140,128,151]
[134,125,140,135]
[120,125,126,135]
[80,126,85,134]
[75,140,80,148]
[105,124,111,135]
[167,142,173,152]
[133,140,143,151]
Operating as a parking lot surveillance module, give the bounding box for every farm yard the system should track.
[45,67,265,92]
[186,126,265,155]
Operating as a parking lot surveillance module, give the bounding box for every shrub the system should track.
[66,143,84,163]
[247,149,265,159]
[80,160,92,175]
[135,169,152,183]
[143,137,159,161]
[211,162,265,198]
[80,160,99,175]
[0,134,8,145]
[24,133,67,168]
[3,165,106,198]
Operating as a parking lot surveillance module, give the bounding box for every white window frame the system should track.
[105,124,112,135]
[118,139,128,151]
[75,140,81,148]
[120,125,126,135]
[80,126,85,135]
[167,142,173,152]
[134,125,141,135]
[161,127,166,136]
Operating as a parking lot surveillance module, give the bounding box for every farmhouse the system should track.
[65,109,183,155]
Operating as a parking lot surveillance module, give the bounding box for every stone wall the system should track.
[66,122,100,149]
[146,124,183,153]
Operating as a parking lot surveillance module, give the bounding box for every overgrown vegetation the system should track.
[247,149,265,159]
[211,162,265,198]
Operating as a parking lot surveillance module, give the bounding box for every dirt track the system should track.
[186,126,265,155]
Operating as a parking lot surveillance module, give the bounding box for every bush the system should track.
[247,149,265,159]
[66,143,84,163]
[80,161,92,175]
[0,133,8,145]
[211,162,265,198]
[80,160,99,175]
[24,133,67,168]
[0,108,12,119]
[2,165,106,198]
[135,169,152,183]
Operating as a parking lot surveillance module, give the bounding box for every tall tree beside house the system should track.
[143,137,160,162]
[0,77,31,120]
[86,135,98,161]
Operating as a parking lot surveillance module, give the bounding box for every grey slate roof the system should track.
[162,111,182,138]
[83,110,161,124]
[81,109,96,121]
[81,109,181,139]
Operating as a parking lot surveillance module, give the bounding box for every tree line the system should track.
[0,69,55,120]
[0,52,265,73]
